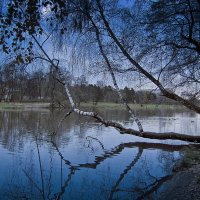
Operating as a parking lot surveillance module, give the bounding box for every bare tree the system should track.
[0,0,200,142]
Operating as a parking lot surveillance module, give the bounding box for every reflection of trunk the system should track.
[136,174,174,200]
[55,167,75,200]
[51,138,198,170]
[36,141,45,200]
[51,139,186,200]
[96,1,200,114]
[108,147,143,200]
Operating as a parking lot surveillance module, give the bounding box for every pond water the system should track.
[0,107,199,200]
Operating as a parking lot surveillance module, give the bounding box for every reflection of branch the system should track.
[86,136,105,150]
[50,140,75,168]
[108,147,143,200]
[50,137,199,171]
[49,140,78,200]
[51,109,73,137]
[46,152,53,199]
[42,136,200,172]
[36,140,45,200]
[24,137,75,200]
[78,142,199,169]
[23,169,43,196]
[136,174,173,200]
[55,168,76,200]
[47,139,198,199]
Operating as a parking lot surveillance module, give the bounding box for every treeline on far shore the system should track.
[0,73,180,107]
[1,67,198,106]
[69,85,176,106]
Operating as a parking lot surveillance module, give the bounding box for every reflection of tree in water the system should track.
[108,147,143,200]
[98,108,195,121]
[1,110,199,200]
[0,110,89,151]
[5,136,199,200]
[0,109,197,152]
[158,150,178,174]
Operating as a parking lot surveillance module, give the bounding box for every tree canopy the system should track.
[0,0,200,114]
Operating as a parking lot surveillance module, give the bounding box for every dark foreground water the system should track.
[0,108,199,200]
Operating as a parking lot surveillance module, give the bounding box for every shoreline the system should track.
[161,164,200,199]
[161,146,200,199]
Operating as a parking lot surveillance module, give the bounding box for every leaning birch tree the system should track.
[0,0,200,142]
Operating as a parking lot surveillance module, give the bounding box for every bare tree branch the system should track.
[96,0,200,114]
[32,33,200,143]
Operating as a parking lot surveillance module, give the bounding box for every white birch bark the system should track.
[95,31,143,132]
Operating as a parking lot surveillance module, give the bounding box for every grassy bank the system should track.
[0,101,185,111]
[0,102,50,110]
[80,102,184,110]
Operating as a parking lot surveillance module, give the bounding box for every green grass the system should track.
[0,101,185,111]
[0,102,50,110]
[80,102,184,110]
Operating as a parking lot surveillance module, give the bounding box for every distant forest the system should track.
[0,66,182,106]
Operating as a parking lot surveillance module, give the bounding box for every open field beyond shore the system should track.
[80,102,185,110]
[0,102,185,111]
[0,102,51,111]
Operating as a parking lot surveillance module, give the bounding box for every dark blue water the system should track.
[0,109,199,200]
